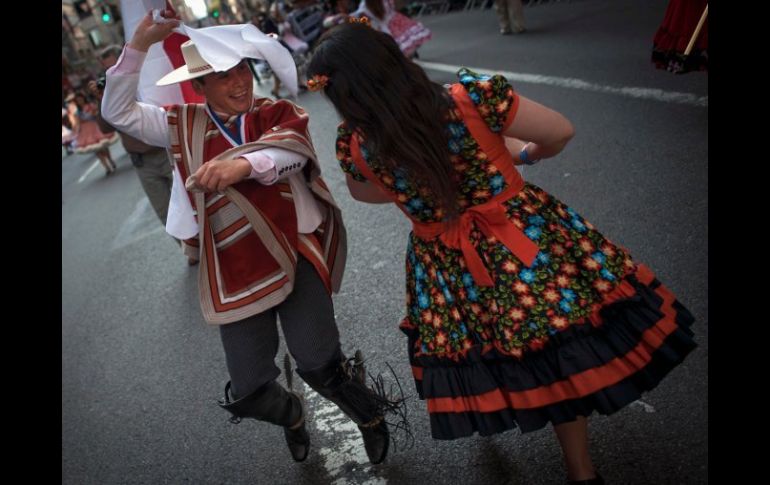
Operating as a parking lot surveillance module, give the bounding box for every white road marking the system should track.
[78,160,103,183]
[304,383,387,484]
[631,399,657,413]
[416,61,708,107]
[111,197,165,251]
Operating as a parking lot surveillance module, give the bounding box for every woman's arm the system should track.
[67,108,80,133]
[504,95,575,163]
[504,136,527,165]
[346,173,393,203]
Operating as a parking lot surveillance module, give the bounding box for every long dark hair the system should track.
[364,0,385,20]
[308,23,458,218]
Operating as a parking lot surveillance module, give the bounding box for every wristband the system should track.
[519,143,539,165]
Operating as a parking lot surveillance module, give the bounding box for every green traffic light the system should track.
[102,13,111,22]
[212,10,220,18]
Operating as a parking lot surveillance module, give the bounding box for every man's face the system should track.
[194,61,254,116]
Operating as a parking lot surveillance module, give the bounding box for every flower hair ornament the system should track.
[307,74,329,92]
[348,15,371,27]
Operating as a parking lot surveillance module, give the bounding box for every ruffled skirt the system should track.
[399,183,697,439]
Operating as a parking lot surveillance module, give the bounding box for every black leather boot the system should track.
[297,351,392,465]
[219,380,310,462]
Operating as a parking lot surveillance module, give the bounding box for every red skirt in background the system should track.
[73,119,119,154]
[651,0,708,74]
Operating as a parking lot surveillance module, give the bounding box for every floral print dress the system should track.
[335,68,697,440]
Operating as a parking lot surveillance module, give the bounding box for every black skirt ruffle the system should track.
[401,270,697,440]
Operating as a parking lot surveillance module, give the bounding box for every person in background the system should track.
[351,0,431,58]
[88,45,195,264]
[66,91,119,175]
[651,0,708,73]
[62,107,76,155]
[494,0,525,35]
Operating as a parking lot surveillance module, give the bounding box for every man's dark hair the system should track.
[97,44,122,60]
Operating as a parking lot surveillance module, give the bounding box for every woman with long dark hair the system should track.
[307,22,697,484]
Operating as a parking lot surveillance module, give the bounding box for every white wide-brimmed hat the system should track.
[156,40,215,85]
[156,23,298,96]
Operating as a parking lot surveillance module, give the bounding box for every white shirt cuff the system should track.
[241,151,278,185]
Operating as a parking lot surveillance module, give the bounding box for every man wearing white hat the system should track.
[101,9,395,465]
